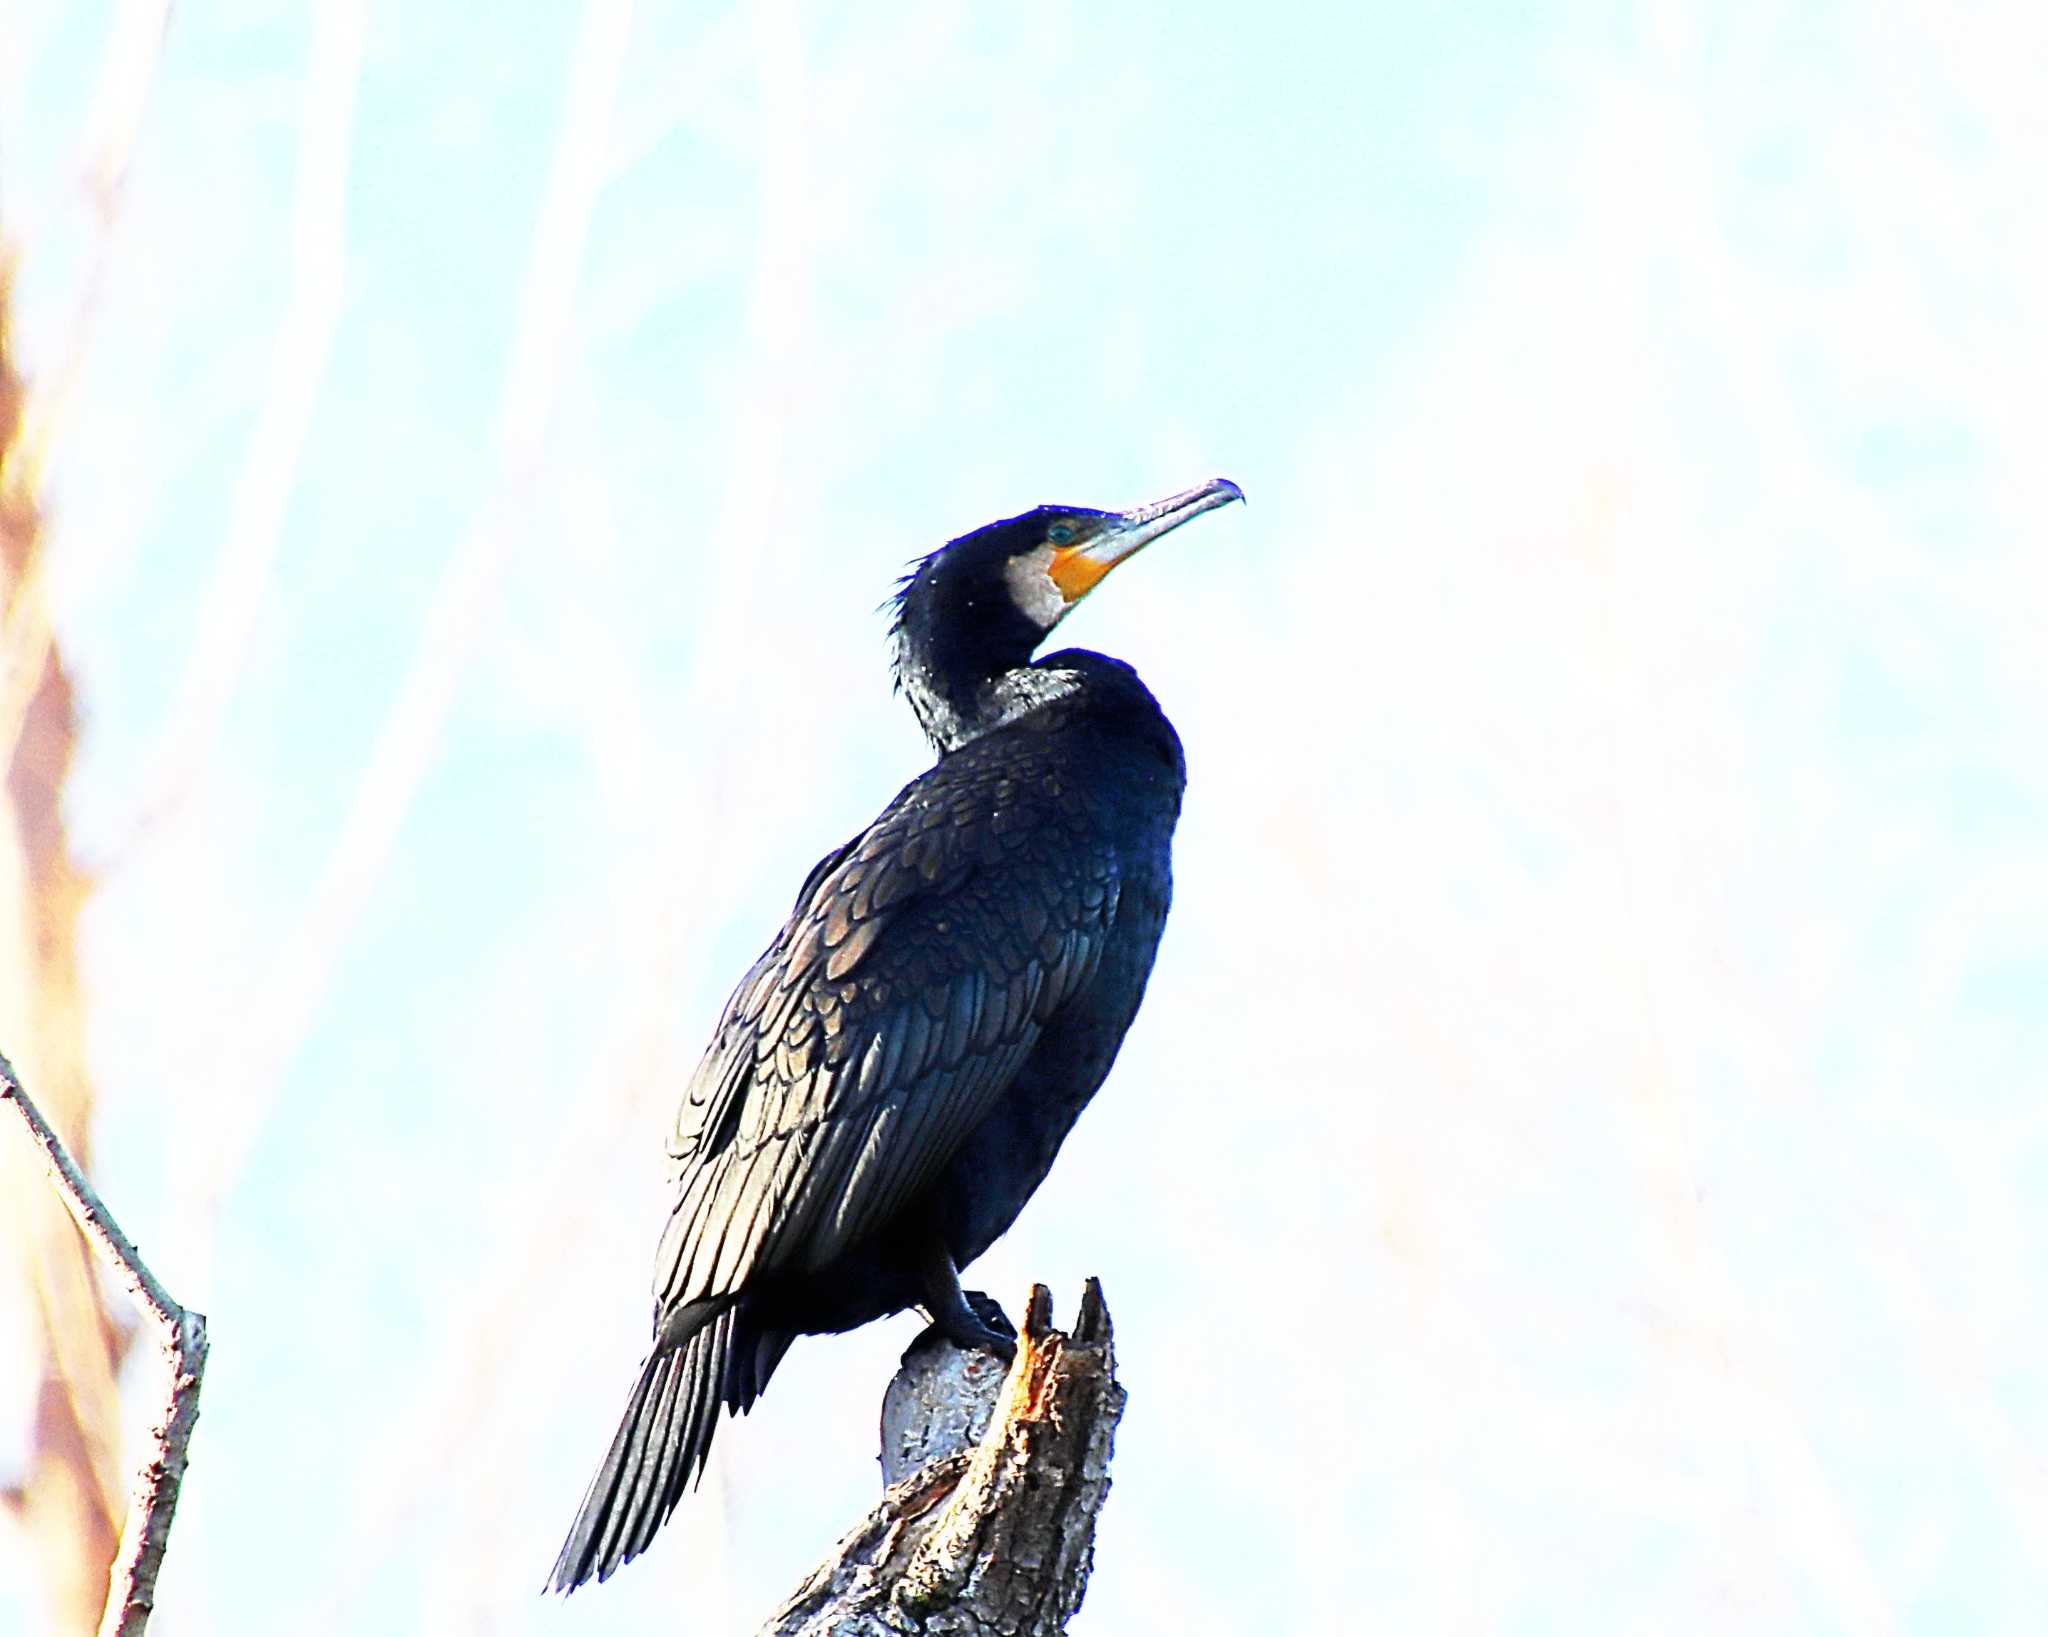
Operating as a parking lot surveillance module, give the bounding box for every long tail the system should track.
[549,1300,741,1593]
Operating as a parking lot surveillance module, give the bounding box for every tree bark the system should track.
[0,247,132,1637]
[761,1280,1125,1637]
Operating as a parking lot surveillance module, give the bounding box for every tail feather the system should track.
[733,1326,795,1414]
[619,1331,704,1563]
[549,1301,738,1593]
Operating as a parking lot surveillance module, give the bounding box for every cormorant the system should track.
[550,476,1244,1592]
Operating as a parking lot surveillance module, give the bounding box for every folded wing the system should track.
[655,759,1119,1314]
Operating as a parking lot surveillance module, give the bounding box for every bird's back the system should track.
[657,653,1184,1322]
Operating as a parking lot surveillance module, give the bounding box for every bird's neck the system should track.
[898,658,1082,756]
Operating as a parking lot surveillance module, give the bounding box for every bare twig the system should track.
[763,1281,1125,1637]
[0,1052,209,1637]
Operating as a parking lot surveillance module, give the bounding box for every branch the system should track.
[762,1280,1126,1637]
[0,1052,209,1637]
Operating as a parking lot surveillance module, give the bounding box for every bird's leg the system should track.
[915,1239,1018,1362]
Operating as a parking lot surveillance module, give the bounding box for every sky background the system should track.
[3,1,2046,1632]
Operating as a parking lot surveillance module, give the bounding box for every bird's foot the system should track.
[913,1287,1017,1364]
[916,1240,1019,1362]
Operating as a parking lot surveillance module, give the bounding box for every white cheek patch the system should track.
[1003,544,1067,629]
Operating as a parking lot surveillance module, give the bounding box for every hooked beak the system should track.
[1047,476,1246,604]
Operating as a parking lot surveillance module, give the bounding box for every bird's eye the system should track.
[1047,524,1075,546]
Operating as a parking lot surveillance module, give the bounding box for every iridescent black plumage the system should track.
[550,479,1242,1592]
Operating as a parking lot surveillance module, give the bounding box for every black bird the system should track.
[550,476,1244,1591]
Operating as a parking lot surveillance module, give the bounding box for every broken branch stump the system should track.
[761,1280,1125,1637]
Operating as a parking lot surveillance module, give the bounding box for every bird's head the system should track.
[889,477,1244,751]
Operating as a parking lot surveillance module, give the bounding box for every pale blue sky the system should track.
[3,2,2044,1633]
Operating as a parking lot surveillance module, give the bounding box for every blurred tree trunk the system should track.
[0,255,127,1637]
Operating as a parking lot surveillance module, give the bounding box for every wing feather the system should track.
[651,741,1123,1314]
